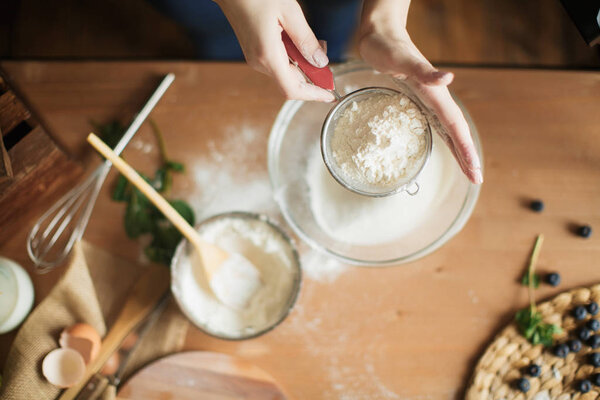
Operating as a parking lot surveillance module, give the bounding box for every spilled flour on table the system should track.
[328,356,401,400]
[130,137,153,154]
[467,289,479,304]
[189,124,276,219]
[285,298,403,400]
[299,243,349,283]
[186,122,348,284]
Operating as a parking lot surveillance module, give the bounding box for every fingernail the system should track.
[312,47,329,68]
[432,70,453,84]
[474,168,484,184]
[318,40,328,53]
[320,91,336,103]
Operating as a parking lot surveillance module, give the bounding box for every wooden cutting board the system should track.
[118,351,289,400]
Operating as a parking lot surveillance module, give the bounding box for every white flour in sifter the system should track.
[171,216,299,339]
[331,92,428,189]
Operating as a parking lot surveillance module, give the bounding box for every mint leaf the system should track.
[124,190,153,237]
[153,167,168,192]
[169,200,195,226]
[95,120,195,266]
[92,120,126,149]
[515,235,559,346]
[166,161,184,172]
[112,174,130,202]
[515,307,561,347]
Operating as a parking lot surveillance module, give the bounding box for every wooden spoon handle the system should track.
[87,133,229,281]
[86,134,226,277]
[88,134,198,244]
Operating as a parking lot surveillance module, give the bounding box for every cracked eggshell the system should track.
[59,323,101,364]
[42,348,86,388]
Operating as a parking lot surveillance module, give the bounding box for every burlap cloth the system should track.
[0,241,189,400]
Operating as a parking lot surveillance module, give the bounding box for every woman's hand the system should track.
[359,0,483,184]
[215,0,334,102]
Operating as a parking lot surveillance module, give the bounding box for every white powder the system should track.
[171,216,299,339]
[308,133,455,246]
[187,123,348,284]
[189,125,277,220]
[283,300,403,399]
[130,137,153,154]
[299,244,349,283]
[331,93,428,189]
[209,252,261,310]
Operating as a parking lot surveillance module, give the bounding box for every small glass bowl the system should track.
[321,86,433,197]
[170,211,302,340]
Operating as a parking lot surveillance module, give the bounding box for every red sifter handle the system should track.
[281,31,335,91]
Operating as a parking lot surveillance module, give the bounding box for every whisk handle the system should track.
[113,73,175,156]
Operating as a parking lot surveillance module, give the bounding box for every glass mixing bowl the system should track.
[268,62,483,266]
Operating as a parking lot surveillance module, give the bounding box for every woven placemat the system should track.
[466,284,600,400]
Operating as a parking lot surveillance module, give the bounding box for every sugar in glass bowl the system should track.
[268,61,482,266]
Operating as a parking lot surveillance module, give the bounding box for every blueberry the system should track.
[587,319,600,331]
[545,272,561,287]
[568,339,583,353]
[589,352,600,367]
[577,379,592,393]
[516,377,530,393]
[554,343,570,358]
[577,225,592,238]
[588,302,599,316]
[579,327,593,341]
[574,305,588,320]
[591,373,600,386]
[530,200,544,212]
[526,363,541,377]
[589,335,600,349]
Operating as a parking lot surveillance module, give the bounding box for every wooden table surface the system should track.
[1,61,599,399]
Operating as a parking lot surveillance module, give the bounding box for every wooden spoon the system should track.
[87,133,261,310]
[58,262,170,400]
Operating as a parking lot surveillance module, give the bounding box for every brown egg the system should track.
[59,323,102,365]
[42,348,86,388]
[100,352,120,376]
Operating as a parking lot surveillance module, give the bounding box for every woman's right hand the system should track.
[215,0,335,102]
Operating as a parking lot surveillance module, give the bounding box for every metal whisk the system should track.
[27,73,175,273]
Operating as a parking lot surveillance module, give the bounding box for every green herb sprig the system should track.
[521,272,540,288]
[92,121,126,150]
[515,234,562,346]
[97,119,194,265]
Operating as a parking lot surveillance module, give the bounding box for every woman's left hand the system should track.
[359,1,483,184]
